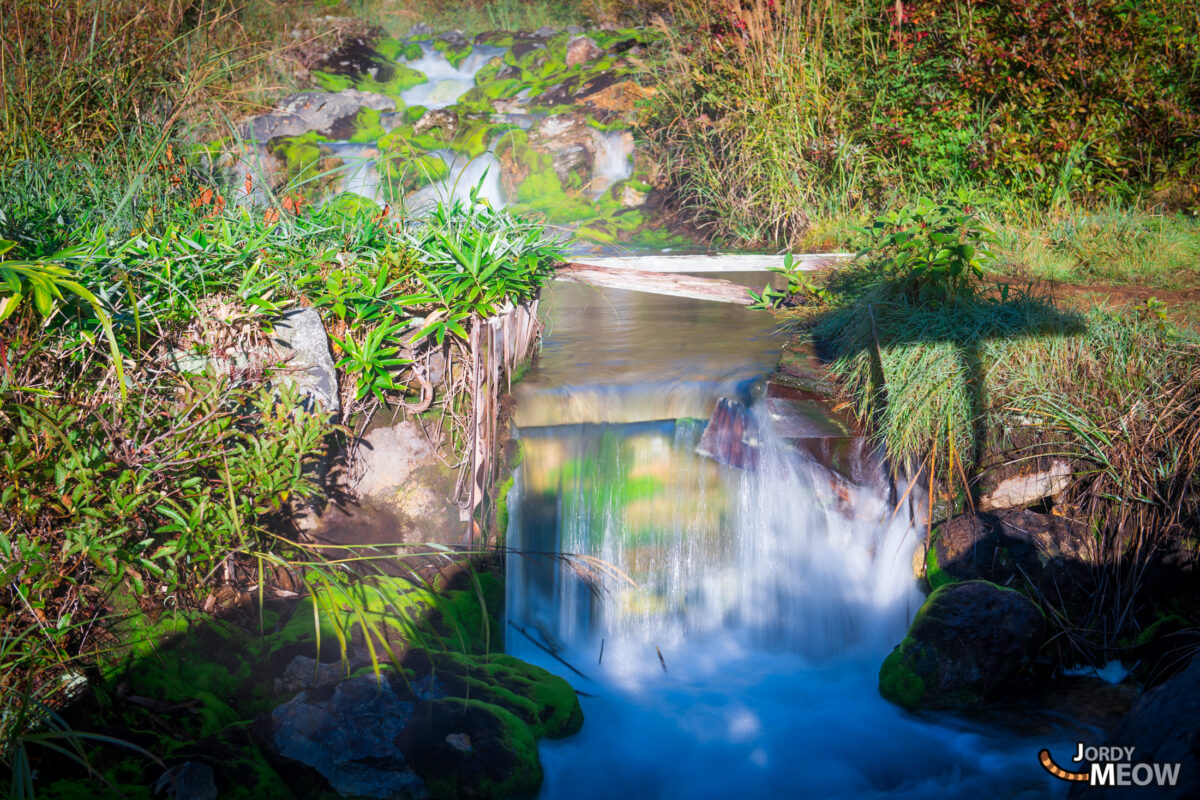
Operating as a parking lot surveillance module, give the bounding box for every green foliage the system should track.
[853,196,996,305]
[747,253,833,309]
[646,0,1200,248]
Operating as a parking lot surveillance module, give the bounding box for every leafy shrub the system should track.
[853,195,997,305]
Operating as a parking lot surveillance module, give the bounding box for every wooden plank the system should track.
[570,253,853,273]
[555,262,756,305]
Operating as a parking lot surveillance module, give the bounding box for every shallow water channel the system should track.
[504,277,1073,799]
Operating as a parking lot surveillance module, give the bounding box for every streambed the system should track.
[504,278,1077,799]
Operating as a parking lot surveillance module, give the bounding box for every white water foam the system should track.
[400,43,506,109]
[590,129,634,199]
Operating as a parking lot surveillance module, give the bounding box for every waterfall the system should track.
[503,277,1071,799]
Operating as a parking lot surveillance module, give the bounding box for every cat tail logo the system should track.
[1039,746,1183,787]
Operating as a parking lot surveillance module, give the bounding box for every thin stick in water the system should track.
[655,645,668,673]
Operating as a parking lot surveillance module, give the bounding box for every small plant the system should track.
[748,253,833,309]
[854,195,997,306]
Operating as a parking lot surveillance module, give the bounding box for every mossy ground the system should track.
[46,568,580,799]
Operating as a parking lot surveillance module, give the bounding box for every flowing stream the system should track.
[321,46,634,216]
[504,278,1072,799]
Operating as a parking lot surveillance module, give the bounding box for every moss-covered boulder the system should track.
[397,698,542,800]
[879,580,1046,711]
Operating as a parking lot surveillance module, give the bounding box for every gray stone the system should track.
[272,676,425,799]
[529,113,595,186]
[273,308,340,415]
[241,90,395,143]
[274,653,368,694]
[408,22,435,37]
[154,762,217,800]
[534,25,558,37]
[414,107,459,139]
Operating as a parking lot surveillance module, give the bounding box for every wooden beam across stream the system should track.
[554,253,853,305]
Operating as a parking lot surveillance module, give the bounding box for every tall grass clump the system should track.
[645,0,1200,249]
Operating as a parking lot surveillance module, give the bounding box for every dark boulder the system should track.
[879,580,1046,711]
[397,698,543,800]
[928,509,1096,607]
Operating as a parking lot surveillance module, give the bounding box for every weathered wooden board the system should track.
[571,253,853,273]
[555,262,757,305]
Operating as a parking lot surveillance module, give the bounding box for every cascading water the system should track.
[318,42,636,226]
[505,278,1073,799]
[400,43,507,109]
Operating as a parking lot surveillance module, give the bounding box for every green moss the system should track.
[1136,613,1187,647]
[435,651,583,740]
[475,32,515,48]
[375,37,407,62]
[348,107,387,143]
[323,193,381,217]
[274,131,328,179]
[925,539,954,590]
[311,70,354,92]
[879,641,926,710]
[432,38,473,68]
[357,63,429,103]
[404,104,428,124]
[495,474,515,537]
[376,37,423,63]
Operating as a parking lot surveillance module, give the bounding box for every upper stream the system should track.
[504,278,1072,799]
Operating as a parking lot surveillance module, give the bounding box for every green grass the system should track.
[991,209,1200,291]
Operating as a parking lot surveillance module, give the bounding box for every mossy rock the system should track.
[397,698,543,800]
[348,106,387,143]
[272,131,329,179]
[495,129,598,224]
[426,650,584,739]
[376,37,424,63]
[433,38,474,68]
[878,580,1046,712]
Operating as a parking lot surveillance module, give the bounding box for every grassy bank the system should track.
[778,198,1200,663]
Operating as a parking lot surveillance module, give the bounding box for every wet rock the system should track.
[409,22,435,37]
[928,509,1096,606]
[154,762,217,800]
[529,113,595,186]
[414,107,460,139]
[272,308,340,415]
[272,675,425,799]
[618,180,647,208]
[275,653,366,694]
[242,90,395,143]
[978,458,1073,511]
[1070,651,1200,799]
[697,397,759,471]
[534,25,559,37]
[565,35,602,67]
[879,580,1046,711]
